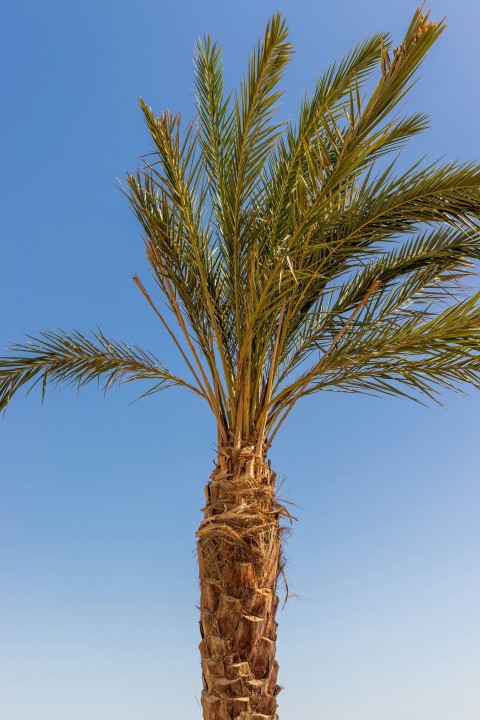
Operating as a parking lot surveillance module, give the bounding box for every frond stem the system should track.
[255,302,286,455]
[133,275,217,413]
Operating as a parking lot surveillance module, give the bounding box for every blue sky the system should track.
[2,1,480,718]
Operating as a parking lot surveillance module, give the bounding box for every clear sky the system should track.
[2,1,480,719]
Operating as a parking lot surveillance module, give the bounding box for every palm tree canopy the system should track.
[3,8,480,449]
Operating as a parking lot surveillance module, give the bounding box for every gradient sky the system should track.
[2,1,480,719]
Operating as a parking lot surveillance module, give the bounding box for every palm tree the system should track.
[2,7,480,719]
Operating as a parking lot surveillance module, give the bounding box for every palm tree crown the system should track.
[3,8,480,452]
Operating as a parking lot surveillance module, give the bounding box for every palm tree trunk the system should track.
[197,440,284,720]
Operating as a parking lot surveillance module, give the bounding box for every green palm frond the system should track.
[277,223,480,373]
[0,329,200,412]
[223,13,293,349]
[194,35,233,241]
[266,284,480,438]
[309,291,480,402]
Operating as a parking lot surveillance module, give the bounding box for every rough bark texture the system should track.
[197,440,285,720]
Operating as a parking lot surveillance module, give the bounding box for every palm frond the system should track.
[312,290,480,400]
[221,13,293,349]
[277,223,479,372]
[265,29,388,241]
[0,329,200,412]
[194,34,233,236]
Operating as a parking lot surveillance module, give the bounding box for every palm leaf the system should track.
[0,329,201,412]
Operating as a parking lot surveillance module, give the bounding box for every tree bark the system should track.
[197,440,284,720]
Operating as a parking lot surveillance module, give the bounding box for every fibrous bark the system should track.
[197,440,287,720]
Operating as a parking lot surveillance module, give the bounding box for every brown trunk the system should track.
[196,440,285,720]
